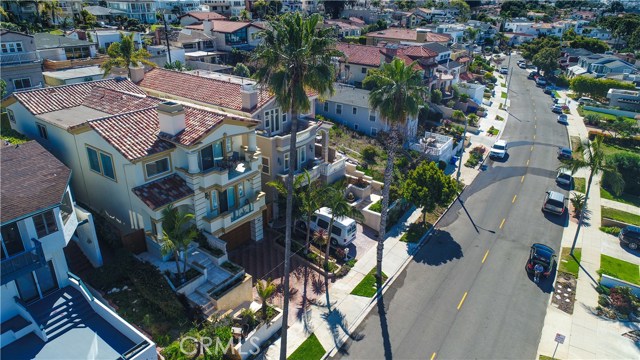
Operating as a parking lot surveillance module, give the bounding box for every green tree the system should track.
[101,33,155,78]
[39,0,62,26]
[252,0,268,19]
[451,0,471,22]
[251,13,340,358]
[403,162,458,224]
[604,152,640,196]
[500,0,527,19]
[160,204,197,283]
[239,9,250,21]
[233,63,251,77]
[569,36,608,53]
[363,58,428,285]
[560,134,624,255]
[452,110,465,123]
[569,192,585,218]
[431,89,443,104]
[256,279,277,320]
[608,1,624,13]
[532,46,560,76]
[0,79,6,98]
[570,76,636,100]
[562,28,577,41]
[80,9,97,28]
[609,117,639,139]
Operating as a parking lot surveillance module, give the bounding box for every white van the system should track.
[298,207,357,247]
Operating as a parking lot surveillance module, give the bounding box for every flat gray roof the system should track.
[43,66,104,80]
[37,106,110,129]
[325,84,372,108]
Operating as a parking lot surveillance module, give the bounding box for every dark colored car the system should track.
[526,243,557,278]
[527,72,537,80]
[544,86,553,94]
[557,147,572,160]
[619,226,640,250]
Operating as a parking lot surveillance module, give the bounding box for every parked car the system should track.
[557,147,572,160]
[518,63,527,69]
[556,169,572,186]
[542,190,566,215]
[500,66,509,75]
[619,226,640,250]
[536,77,547,87]
[525,243,557,278]
[490,139,508,159]
[557,114,569,125]
[544,86,553,94]
[298,207,357,247]
[578,97,594,106]
[527,72,537,80]
[517,59,526,64]
[551,105,563,114]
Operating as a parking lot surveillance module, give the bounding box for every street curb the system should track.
[322,191,463,359]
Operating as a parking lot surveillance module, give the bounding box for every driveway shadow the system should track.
[413,230,463,266]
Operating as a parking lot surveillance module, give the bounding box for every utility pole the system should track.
[160,10,172,64]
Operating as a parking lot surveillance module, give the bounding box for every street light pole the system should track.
[456,116,468,184]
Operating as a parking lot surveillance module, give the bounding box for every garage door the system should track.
[220,222,251,251]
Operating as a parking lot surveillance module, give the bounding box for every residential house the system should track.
[156,1,203,22]
[82,5,128,23]
[1,1,39,22]
[0,141,156,360]
[301,0,320,13]
[200,0,232,16]
[335,43,384,87]
[146,45,186,67]
[88,29,143,51]
[558,48,593,71]
[324,20,363,38]
[53,0,85,24]
[1,30,44,96]
[33,33,98,62]
[315,83,419,141]
[365,28,451,46]
[341,8,392,24]
[179,10,227,26]
[435,23,466,44]
[412,7,457,23]
[607,89,640,112]
[42,65,106,86]
[381,43,439,87]
[105,0,158,23]
[136,68,345,220]
[568,54,637,78]
[583,27,612,41]
[185,20,263,52]
[282,0,303,12]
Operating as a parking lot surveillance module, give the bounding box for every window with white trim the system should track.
[13,78,32,90]
[86,146,116,181]
[36,123,48,140]
[145,157,170,178]
[261,157,270,174]
[33,210,58,238]
[238,182,244,197]
[336,104,342,114]
[284,153,290,171]
[1,42,24,53]
[352,107,357,115]
[361,67,367,74]
[282,113,287,122]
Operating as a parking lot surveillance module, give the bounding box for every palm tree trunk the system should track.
[173,251,181,280]
[279,108,298,360]
[571,170,594,255]
[305,218,312,255]
[324,217,336,309]
[376,127,398,287]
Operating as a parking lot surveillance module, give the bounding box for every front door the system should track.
[220,189,229,213]
[15,261,59,303]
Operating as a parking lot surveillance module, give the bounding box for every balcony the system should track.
[1,240,46,286]
[0,52,41,66]
[203,192,266,235]
[200,156,260,190]
[277,159,324,185]
[256,118,320,150]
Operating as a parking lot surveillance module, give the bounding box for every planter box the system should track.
[235,308,283,359]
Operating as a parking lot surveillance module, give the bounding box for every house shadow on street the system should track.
[412,230,463,266]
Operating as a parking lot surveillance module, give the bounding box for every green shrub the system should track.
[599,226,622,236]
[605,152,640,196]
[362,145,378,163]
[438,160,447,170]
[369,200,382,213]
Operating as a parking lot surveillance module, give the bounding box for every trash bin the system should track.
[450,156,459,165]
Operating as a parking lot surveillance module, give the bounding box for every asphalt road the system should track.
[334,55,571,360]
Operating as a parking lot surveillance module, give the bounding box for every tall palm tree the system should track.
[560,134,623,255]
[251,13,341,358]
[363,58,428,286]
[256,278,277,320]
[101,33,155,78]
[39,0,62,26]
[160,204,198,283]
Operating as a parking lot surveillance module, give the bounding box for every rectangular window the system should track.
[33,210,58,238]
[145,157,170,178]
[336,104,342,115]
[1,222,24,259]
[210,190,218,209]
[361,67,367,74]
[354,124,359,131]
[369,114,376,122]
[282,113,287,123]
[1,42,24,53]
[7,109,15,123]
[284,153,290,171]
[86,146,116,181]
[13,78,32,90]
[36,123,47,139]
[225,28,248,46]
[352,107,357,115]
[323,102,329,112]
[371,128,378,137]
[238,183,244,198]
[261,157,270,174]
[60,191,73,224]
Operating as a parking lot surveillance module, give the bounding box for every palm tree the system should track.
[256,279,277,320]
[560,134,624,255]
[39,0,62,27]
[363,58,428,286]
[251,13,341,358]
[101,33,155,78]
[160,204,198,283]
[239,9,250,21]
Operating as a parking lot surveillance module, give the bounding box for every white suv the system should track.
[490,140,508,159]
[297,207,357,247]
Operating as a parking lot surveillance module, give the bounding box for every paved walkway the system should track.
[536,90,640,360]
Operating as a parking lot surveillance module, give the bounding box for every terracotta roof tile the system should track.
[336,43,382,67]
[13,79,145,115]
[366,29,451,43]
[181,11,226,21]
[185,20,254,33]
[1,141,71,223]
[81,87,161,114]
[132,174,194,211]
[138,68,273,112]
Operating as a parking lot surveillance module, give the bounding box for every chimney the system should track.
[202,20,212,33]
[158,101,186,136]
[129,63,145,83]
[416,29,427,42]
[240,83,258,112]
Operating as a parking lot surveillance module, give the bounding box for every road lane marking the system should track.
[535,124,537,129]
[457,292,468,310]
[521,175,525,183]
[533,135,536,140]
[531,146,534,151]
[482,250,490,263]
[500,218,506,229]
[526,159,530,166]
[431,352,436,360]
[512,195,517,203]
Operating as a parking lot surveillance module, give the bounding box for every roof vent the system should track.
[158,101,186,136]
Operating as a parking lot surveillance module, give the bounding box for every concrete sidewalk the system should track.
[536,90,640,360]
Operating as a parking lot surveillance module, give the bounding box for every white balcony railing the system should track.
[0,52,40,65]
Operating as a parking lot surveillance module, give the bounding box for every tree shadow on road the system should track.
[321,308,364,356]
[412,230,463,266]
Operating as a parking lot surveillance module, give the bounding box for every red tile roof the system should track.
[138,68,273,112]
[336,43,383,67]
[457,56,471,63]
[1,141,71,223]
[12,79,145,115]
[181,11,226,21]
[366,29,451,43]
[81,87,160,114]
[132,174,194,211]
[400,45,438,58]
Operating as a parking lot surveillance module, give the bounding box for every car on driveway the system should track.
[490,139,508,159]
[556,169,573,186]
[557,114,569,125]
[619,226,640,250]
[557,147,572,160]
[542,190,566,215]
[298,207,357,247]
[526,243,557,278]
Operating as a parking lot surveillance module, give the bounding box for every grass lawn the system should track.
[572,177,585,193]
[601,207,640,226]
[501,91,507,98]
[539,355,557,360]
[599,254,640,285]
[558,247,581,278]
[601,142,640,157]
[49,29,64,35]
[581,109,634,122]
[288,333,325,360]
[488,127,499,135]
[400,222,430,243]
[1,113,29,145]
[600,187,640,208]
[351,267,388,298]
[570,136,583,161]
